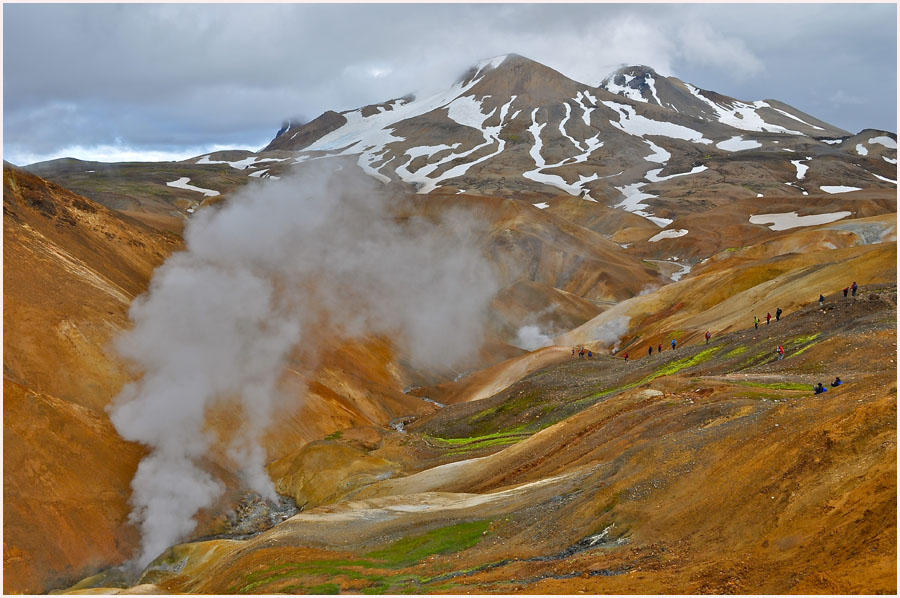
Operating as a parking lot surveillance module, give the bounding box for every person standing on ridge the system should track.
[776,307,783,321]
[766,312,771,325]
[649,345,653,356]
[705,330,711,344]
[754,315,759,329]
[819,294,825,308]
[851,281,858,296]
[671,339,677,350]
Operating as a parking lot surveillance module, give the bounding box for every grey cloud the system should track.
[3,3,896,164]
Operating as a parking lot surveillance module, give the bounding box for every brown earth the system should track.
[87,285,895,595]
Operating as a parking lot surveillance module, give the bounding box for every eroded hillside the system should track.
[71,284,896,595]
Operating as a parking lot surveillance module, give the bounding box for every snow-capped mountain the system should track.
[255,54,894,228]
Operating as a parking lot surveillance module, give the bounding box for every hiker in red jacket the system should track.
[624,352,629,362]
[658,343,663,353]
[777,345,785,361]
[705,330,711,344]
[766,312,771,325]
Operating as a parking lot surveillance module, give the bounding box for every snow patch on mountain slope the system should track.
[749,211,851,230]
[644,140,670,163]
[856,144,869,156]
[820,185,862,194]
[684,85,803,135]
[614,182,672,227]
[648,228,688,242]
[717,136,762,151]
[766,105,824,130]
[522,108,603,200]
[196,155,286,169]
[791,159,809,180]
[868,136,897,149]
[870,172,897,185]
[602,101,712,144]
[645,165,707,183]
[883,156,897,165]
[166,177,220,196]
[820,138,844,145]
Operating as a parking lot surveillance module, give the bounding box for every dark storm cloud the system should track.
[3,3,896,165]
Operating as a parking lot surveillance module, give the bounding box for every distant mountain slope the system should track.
[255,54,894,227]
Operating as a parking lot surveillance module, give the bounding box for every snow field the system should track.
[602,101,712,144]
[165,177,220,197]
[648,228,688,242]
[791,159,809,180]
[868,136,897,149]
[856,144,869,156]
[684,85,802,135]
[716,136,762,151]
[820,186,862,194]
[749,210,851,231]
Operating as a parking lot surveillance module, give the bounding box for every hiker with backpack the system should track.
[705,330,711,344]
[831,377,842,387]
[754,315,759,329]
[851,281,858,296]
[649,345,653,357]
[766,312,771,325]
[776,345,785,360]
[776,307,783,321]
[671,339,677,350]
[814,382,828,395]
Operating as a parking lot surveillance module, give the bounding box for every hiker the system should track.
[851,281,858,296]
[624,352,629,362]
[777,345,785,360]
[814,383,828,395]
[776,307,783,321]
[579,348,585,358]
[649,345,653,356]
[766,312,771,325]
[705,330,711,344]
[658,343,663,354]
[572,347,576,356]
[819,294,825,308]
[831,377,842,387]
[754,315,759,329]
[843,287,849,298]
[671,339,677,350]
[588,350,593,358]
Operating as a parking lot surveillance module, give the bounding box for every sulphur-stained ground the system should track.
[71,285,896,595]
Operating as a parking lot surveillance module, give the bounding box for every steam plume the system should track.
[109,164,498,565]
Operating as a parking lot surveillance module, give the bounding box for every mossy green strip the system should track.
[733,381,810,391]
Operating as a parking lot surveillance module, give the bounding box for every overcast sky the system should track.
[3,3,897,166]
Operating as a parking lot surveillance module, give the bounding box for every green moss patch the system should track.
[229,520,491,594]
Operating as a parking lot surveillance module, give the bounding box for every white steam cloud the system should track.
[514,325,555,351]
[109,164,498,566]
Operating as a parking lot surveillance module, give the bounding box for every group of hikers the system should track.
[574,284,863,392]
[814,377,843,394]
[618,338,678,362]
[820,280,859,307]
[754,307,783,329]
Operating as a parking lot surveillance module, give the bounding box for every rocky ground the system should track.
[62,284,896,594]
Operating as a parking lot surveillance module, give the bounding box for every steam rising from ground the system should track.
[109,165,498,566]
